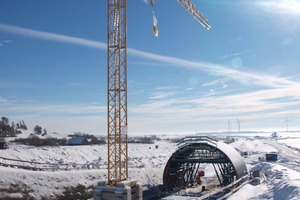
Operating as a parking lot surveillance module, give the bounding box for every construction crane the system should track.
[176,0,211,30]
[106,0,210,185]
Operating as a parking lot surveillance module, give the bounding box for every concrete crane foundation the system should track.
[93,180,142,200]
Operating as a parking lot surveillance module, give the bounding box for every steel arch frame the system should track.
[163,137,247,192]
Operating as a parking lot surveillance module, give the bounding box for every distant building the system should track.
[0,141,8,149]
[68,136,89,145]
[265,153,278,162]
[271,132,278,138]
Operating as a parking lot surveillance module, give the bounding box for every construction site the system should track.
[93,0,248,199]
[2,0,300,199]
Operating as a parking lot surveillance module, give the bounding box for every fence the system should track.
[0,156,105,171]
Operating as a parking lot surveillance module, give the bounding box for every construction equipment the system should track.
[176,0,211,30]
[151,0,211,36]
[106,0,210,185]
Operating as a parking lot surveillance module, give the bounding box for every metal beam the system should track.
[177,0,211,30]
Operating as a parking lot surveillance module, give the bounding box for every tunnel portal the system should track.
[163,136,247,192]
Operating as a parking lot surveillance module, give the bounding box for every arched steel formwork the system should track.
[163,137,247,192]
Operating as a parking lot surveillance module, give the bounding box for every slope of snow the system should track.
[228,183,269,200]
[0,167,104,199]
[228,134,300,200]
[229,162,300,200]
[278,138,300,149]
[0,140,176,199]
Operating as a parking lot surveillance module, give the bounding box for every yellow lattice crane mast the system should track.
[107,0,128,185]
[106,0,210,185]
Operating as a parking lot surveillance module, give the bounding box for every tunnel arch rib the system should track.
[163,137,247,192]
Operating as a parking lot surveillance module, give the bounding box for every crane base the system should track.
[93,180,142,200]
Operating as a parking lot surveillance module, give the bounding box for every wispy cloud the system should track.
[0,23,106,49]
[202,79,229,95]
[66,82,90,87]
[219,49,250,60]
[202,79,220,87]
[0,77,33,89]
[2,23,300,133]
[155,86,179,91]
[129,84,300,132]
[143,0,150,5]
[0,39,12,47]
[255,0,300,15]
[0,96,107,133]
[208,89,216,96]
[1,23,299,89]
[128,48,299,88]
[2,83,300,133]
[220,81,228,89]
[149,91,176,100]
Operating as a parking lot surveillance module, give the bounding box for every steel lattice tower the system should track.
[107,0,128,185]
[105,0,210,186]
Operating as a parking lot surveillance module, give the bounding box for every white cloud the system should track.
[143,0,150,4]
[249,0,300,33]
[0,23,106,50]
[149,91,176,100]
[2,23,300,133]
[2,82,300,134]
[0,97,107,133]
[220,81,228,89]
[128,83,300,132]
[1,23,299,89]
[255,0,300,15]
[128,47,300,88]
[0,39,12,48]
[219,49,250,60]
[202,79,220,87]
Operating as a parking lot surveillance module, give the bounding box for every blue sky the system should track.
[1,0,300,135]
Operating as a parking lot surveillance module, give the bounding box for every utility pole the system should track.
[284,116,289,132]
[228,119,232,133]
[236,119,240,132]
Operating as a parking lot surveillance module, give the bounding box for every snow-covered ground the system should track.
[0,139,177,199]
[228,132,300,200]
[0,131,300,199]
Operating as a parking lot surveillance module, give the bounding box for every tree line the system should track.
[0,116,47,137]
[0,117,27,137]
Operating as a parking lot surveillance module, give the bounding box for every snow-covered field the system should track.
[0,132,300,199]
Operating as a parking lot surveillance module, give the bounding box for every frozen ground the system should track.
[0,131,299,199]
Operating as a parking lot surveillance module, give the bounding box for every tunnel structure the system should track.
[163,136,247,192]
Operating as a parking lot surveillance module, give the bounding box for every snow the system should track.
[278,138,300,149]
[0,132,300,199]
[228,132,300,200]
[228,183,269,200]
[0,140,176,199]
